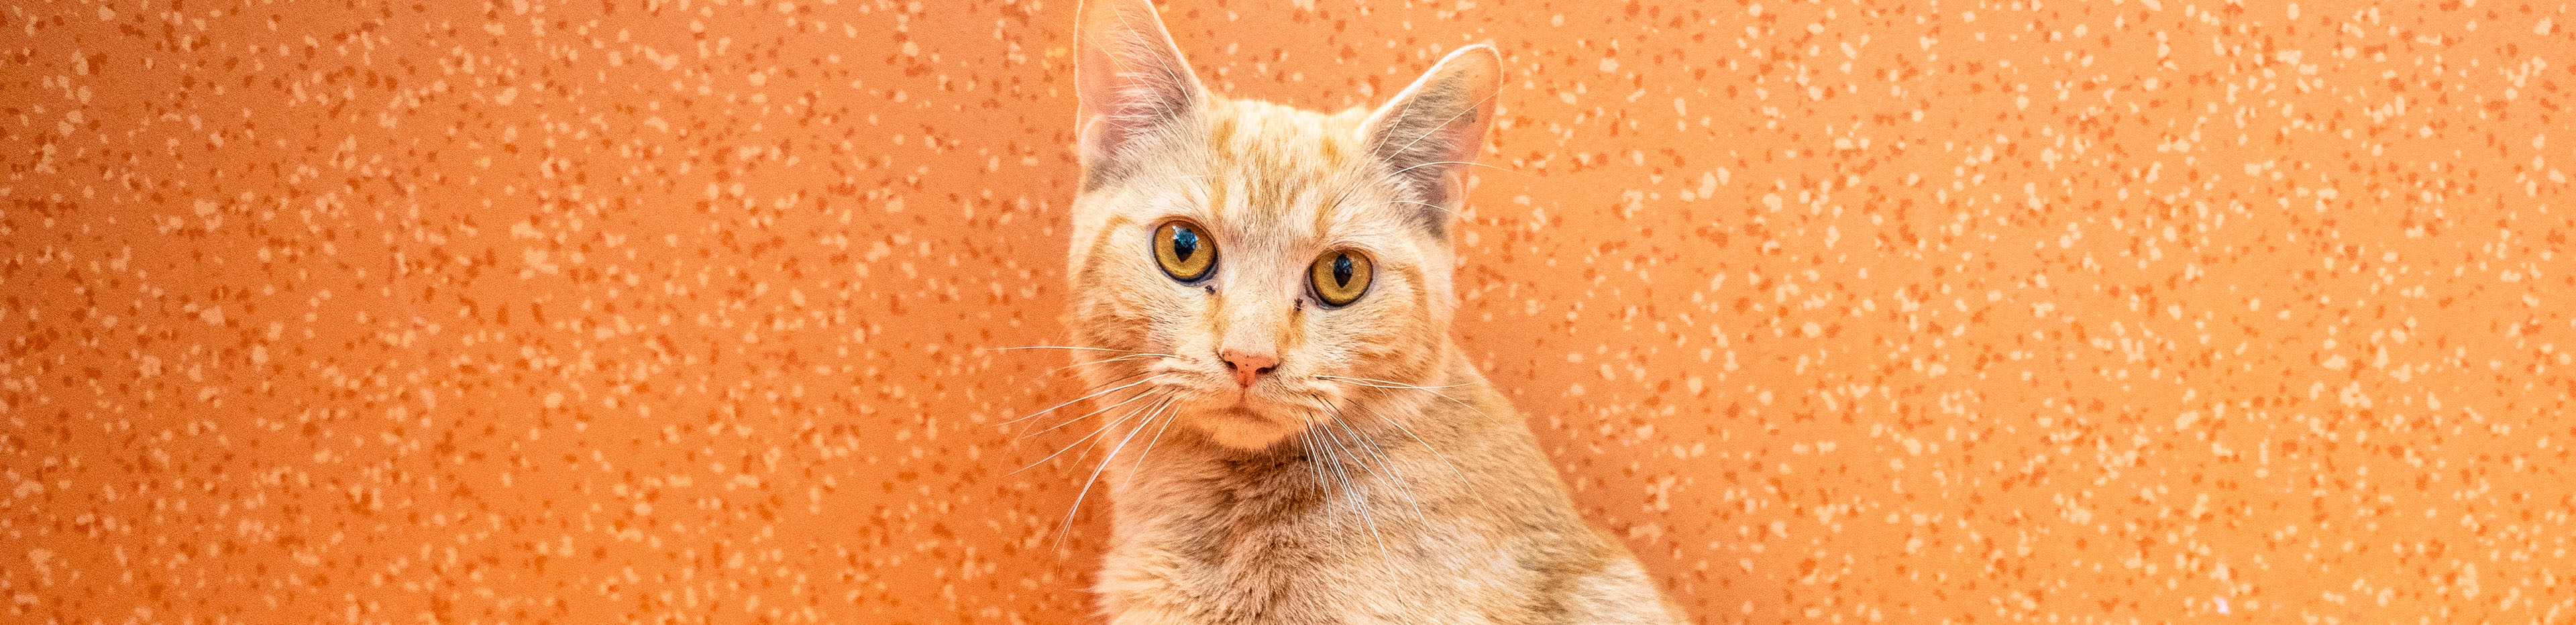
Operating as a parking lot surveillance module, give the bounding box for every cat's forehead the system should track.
[1187,99,1407,244]
[1201,99,1368,160]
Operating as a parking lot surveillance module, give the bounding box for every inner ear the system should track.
[1362,45,1503,237]
[1076,0,1206,190]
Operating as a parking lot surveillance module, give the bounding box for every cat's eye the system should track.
[1152,220,1217,282]
[1308,249,1373,307]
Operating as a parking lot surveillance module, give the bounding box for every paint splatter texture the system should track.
[3,1,2573,624]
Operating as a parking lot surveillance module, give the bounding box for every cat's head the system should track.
[1064,0,1501,450]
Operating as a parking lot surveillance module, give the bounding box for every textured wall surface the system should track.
[5,1,2574,624]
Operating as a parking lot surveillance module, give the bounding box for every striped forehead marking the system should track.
[1197,102,1372,242]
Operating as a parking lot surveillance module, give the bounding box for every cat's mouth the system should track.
[1214,405,1265,421]
[1210,403,1281,427]
[1188,396,1307,449]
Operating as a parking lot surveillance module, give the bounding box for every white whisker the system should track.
[1307,422,1390,555]
[1318,395,1427,521]
[1313,375,1470,389]
[1046,352,1165,376]
[1307,383,1474,485]
[1016,389,1171,474]
[1116,396,1188,490]
[1004,373,1165,427]
[985,345,1179,357]
[1020,379,1167,439]
[1313,375,1487,418]
[1059,394,1177,472]
[1357,407,1472,486]
[1297,429,1339,528]
[1058,394,1177,548]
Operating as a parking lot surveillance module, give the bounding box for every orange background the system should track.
[5,1,2574,624]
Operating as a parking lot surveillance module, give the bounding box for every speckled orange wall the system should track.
[4,0,2573,624]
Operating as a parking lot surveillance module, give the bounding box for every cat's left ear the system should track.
[1362,44,1503,237]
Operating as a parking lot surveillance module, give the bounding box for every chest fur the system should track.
[1096,448,1556,625]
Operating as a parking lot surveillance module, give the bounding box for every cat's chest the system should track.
[1106,463,1505,624]
[1110,520,1480,625]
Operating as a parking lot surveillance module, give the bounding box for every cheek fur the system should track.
[1070,237,1173,351]
[1301,269,1443,386]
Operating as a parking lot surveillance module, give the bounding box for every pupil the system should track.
[1171,227,1197,260]
[1332,254,1353,286]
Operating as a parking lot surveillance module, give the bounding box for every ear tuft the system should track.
[1362,44,1503,237]
[1076,0,1204,189]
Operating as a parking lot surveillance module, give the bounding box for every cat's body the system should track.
[1058,1,1683,623]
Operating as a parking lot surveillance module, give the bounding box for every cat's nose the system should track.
[1220,349,1281,388]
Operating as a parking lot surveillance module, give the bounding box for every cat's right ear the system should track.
[1076,0,1204,188]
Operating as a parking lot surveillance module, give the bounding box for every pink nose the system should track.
[1220,349,1281,388]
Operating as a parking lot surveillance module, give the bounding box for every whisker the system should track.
[1307,422,1391,555]
[1002,372,1164,427]
[1356,406,1472,486]
[1313,375,1470,389]
[1045,352,1165,376]
[1017,390,1171,474]
[1116,396,1188,490]
[1019,379,1167,439]
[1318,394,1426,521]
[1306,385,1473,486]
[1057,394,1176,548]
[1296,429,1340,528]
[984,345,1179,357]
[1055,394,1176,474]
[1312,375,1487,418]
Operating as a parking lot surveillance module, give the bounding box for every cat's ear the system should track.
[1362,44,1502,236]
[1075,0,1205,187]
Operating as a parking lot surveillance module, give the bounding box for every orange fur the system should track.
[1062,1,1684,622]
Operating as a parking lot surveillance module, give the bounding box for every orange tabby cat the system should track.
[1054,1,1684,622]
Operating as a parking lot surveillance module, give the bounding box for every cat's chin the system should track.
[1193,405,1303,450]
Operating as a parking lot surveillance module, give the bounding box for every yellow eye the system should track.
[1152,220,1216,282]
[1309,249,1373,307]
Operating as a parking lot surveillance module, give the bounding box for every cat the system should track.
[1048,1,1686,623]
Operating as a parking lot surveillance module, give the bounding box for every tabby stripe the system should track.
[1077,214,1138,288]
